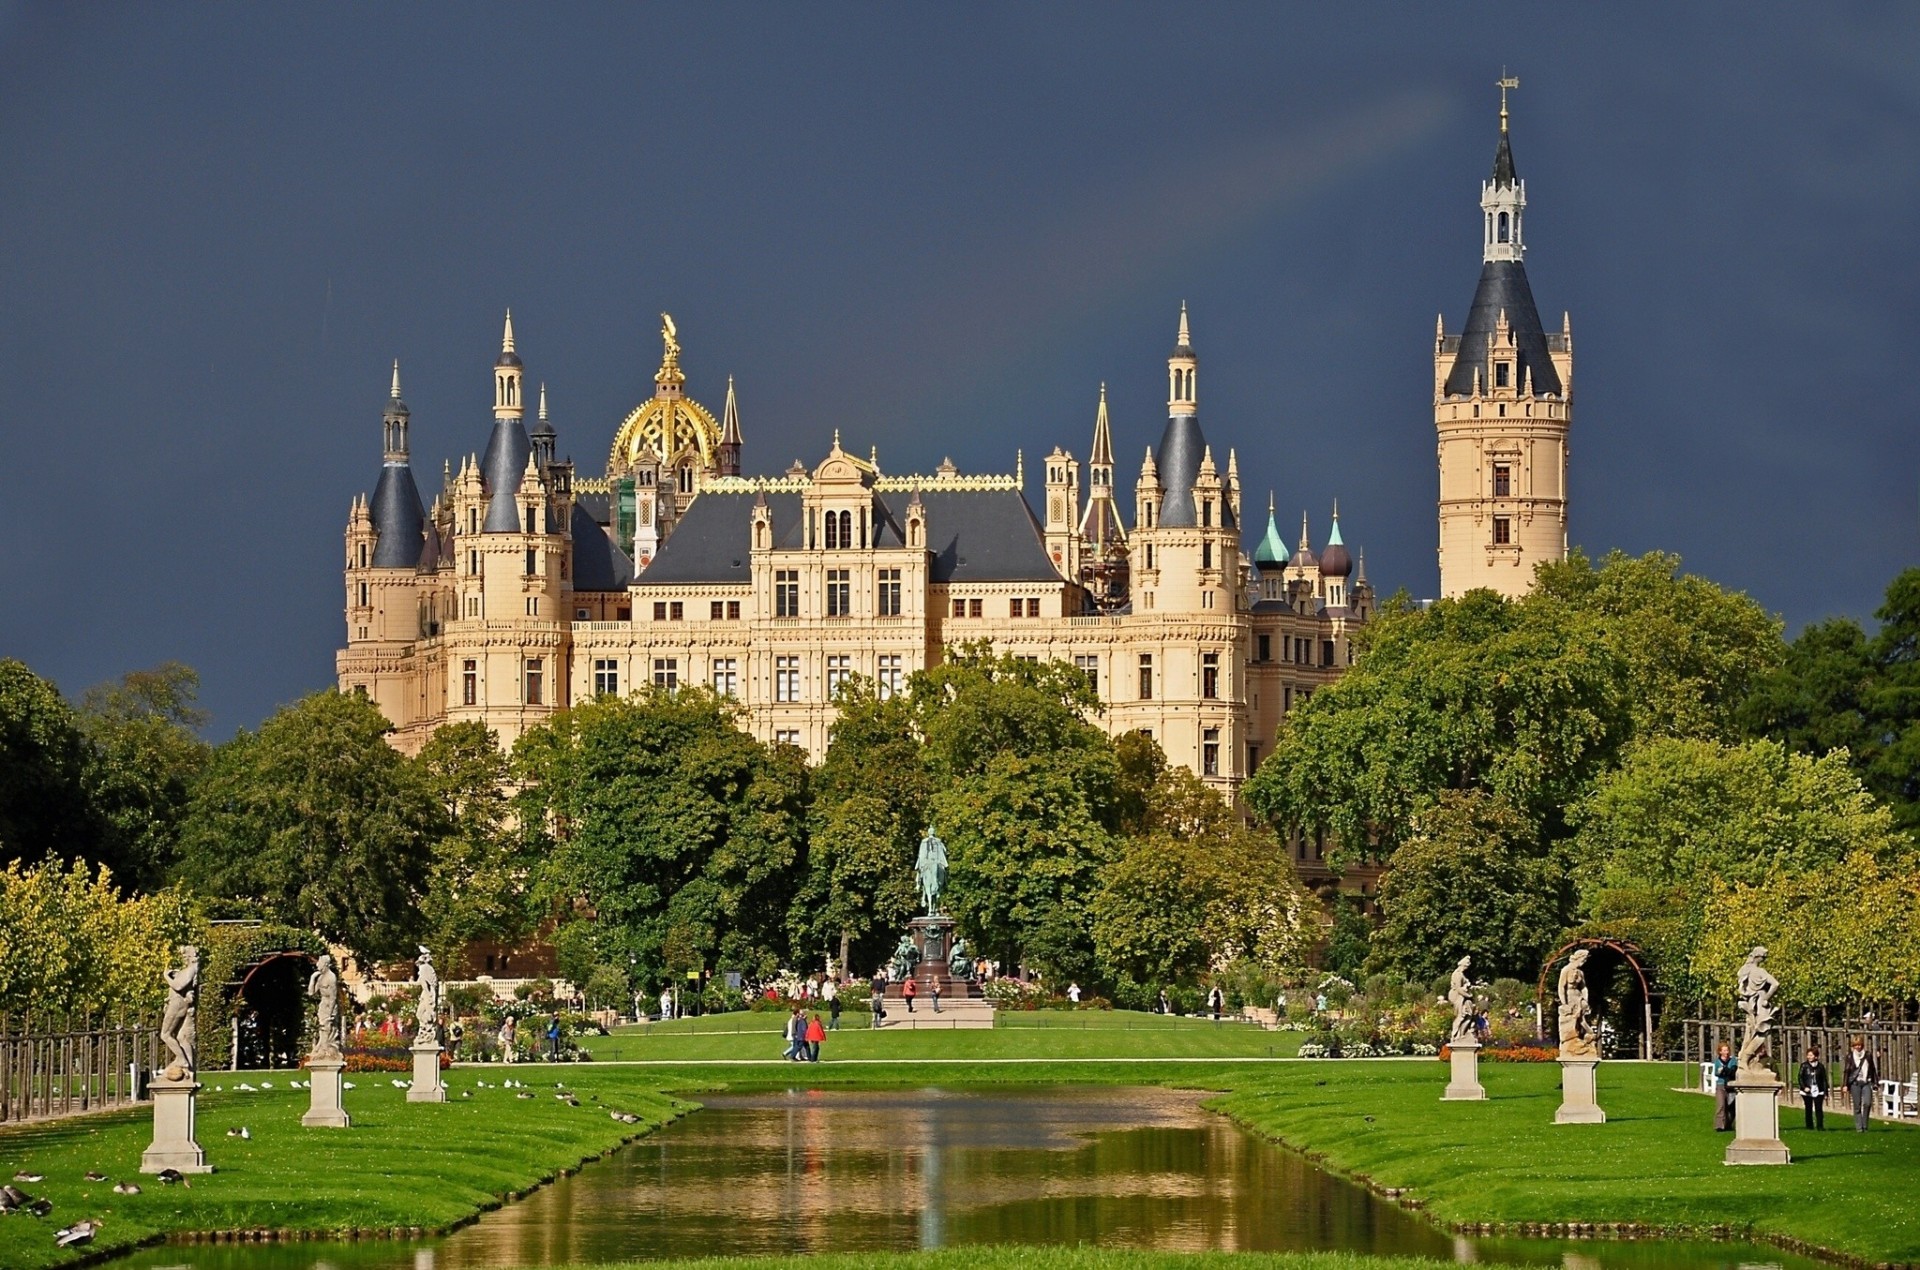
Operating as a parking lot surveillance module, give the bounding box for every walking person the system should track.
[782,1007,805,1060]
[930,974,942,1014]
[1712,1043,1738,1131]
[500,1014,517,1063]
[1797,1046,1828,1130]
[1208,985,1224,1022]
[1067,982,1081,1005]
[805,1012,825,1062]
[829,989,844,1032]
[870,973,887,1027]
[547,1014,562,1061]
[1158,989,1171,1016]
[903,975,918,1014]
[1843,1036,1879,1132]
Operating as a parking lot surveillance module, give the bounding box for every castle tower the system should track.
[1434,77,1572,599]
[1042,446,1081,581]
[1078,384,1129,610]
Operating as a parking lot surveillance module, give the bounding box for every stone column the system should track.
[407,1040,446,1103]
[1724,1075,1790,1165]
[1442,1038,1487,1101]
[141,1078,213,1174]
[1554,1057,1606,1124]
[303,1057,350,1128]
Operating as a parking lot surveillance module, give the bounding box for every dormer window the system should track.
[1497,211,1510,242]
[1495,362,1510,389]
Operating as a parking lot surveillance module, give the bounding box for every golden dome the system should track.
[607,313,722,475]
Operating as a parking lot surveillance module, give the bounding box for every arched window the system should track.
[1498,212,1510,243]
[825,511,839,550]
[837,510,852,549]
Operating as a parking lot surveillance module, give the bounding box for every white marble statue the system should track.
[307,953,342,1058]
[1735,945,1779,1077]
[1556,949,1599,1059]
[158,945,200,1080]
[414,947,441,1044]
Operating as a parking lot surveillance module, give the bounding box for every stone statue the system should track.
[1556,949,1599,1058]
[915,828,948,916]
[158,945,200,1080]
[890,932,919,981]
[414,947,440,1044]
[948,936,974,982]
[1446,955,1481,1042]
[1735,946,1779,1077]
[307,953,342,1058]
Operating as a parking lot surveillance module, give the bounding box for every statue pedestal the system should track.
[141,1078,213,1174]
[303,1056,350,1127]
[1442,1038,1487,1101]
[1554,1057,1606,1124]
[407,1041,445,1103]
[1725,1074,1790,1165]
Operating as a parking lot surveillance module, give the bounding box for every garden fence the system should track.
[0,1015,158,1124]
[1680,1016,1918,1111]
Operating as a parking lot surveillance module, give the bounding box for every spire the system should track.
[1252,493,1288,567]
[717,374,743,476]
[1328,499,1344,546]
[381,361,410,462]
[369,360,424,565]
[390,359,403,401]
[494,310,524,419]
[1089,383,1114,467]
[1176,301,1191,351]
[537,382,548,423]
[501,309,516,355]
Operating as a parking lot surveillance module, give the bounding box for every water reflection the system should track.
[109,1087,1819,1270]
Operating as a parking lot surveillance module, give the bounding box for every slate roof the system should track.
[479,416,532,532]
[1155,416,1206,527]
[635,485,1059,586]
[368,463,425,568]
[570,503,635,591]
[1442,260,1563,399]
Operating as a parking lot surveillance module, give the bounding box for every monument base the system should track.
[141,1078,213,1174]
[1554,1056,1606,1124]
[875,996,995,1029]
[1725,1075,1790,1165]
[1442,1038,1487,1101]
[302,1056,350,1127]
[406,1041,446,1103]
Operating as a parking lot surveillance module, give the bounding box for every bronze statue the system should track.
[915,828,948,916]
[159,945,200,1080]
[948,936,975,982]
[890,932,919,981]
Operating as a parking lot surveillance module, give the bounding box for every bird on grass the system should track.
[112,1183,140,1196]
[225,1127,250,1139]
[515,1091,535,1100]
[1,1184,30,1210]
[155,1169,186,1186]
[26,1197,53,1217]
[13,1173,43,1183]
[84,1172,108,1182]
[55,1219,99,1247]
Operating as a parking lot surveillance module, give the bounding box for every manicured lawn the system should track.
[579,1008,1305,1062]
[1214,1059,1920,1265]
[618,1252,1445,1270]
[0,1075,688,1270]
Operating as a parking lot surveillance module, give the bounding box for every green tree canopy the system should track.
[1367,789,1573,982]
[174,691,439,960]
[0,859,190,1018]
[416,721,535,969]
[521,688,807,989]
[0,659,102,871]
[77,662,211,890]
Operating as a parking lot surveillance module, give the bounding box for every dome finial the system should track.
[1177,301,1190,348]
[1498,70,1518,135]
[502,309,516,353]
[390,359,402,400]
[538,382,548,422]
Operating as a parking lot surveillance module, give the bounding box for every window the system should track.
[1493,517,1511,545]
[1283,685,1292,713]
[775,728,801,747]
[525,548,537,576]
[1138,654,1153,700]
[1202,652,1219,700]
[1257,634,1271,663]
[653,602,668,620]
[826,569,851,617]
[952,598,966,618]
[775,570,799,617]
[969,598,982,618]
[576,607,590,620]
[826,654,851,697]
[839,509,852,548]
[1010,598,1023,618]
[670,601,683,621]
[469,550,479,575]
[727,600,741,621]
[352,684,367,699]
[1497,211,1510,243]
[462,660,477,706]
[712,658,738,698]
[358,582,369,607]
[1202,728,1219,777]
[524,658,544,706]
[878,569,901,616]
[1202,542,1213,570]
[1495,362,1510,388]
[877,654,903,699]
[1201,500,1212,528]
[1492,464,1511,497]
[1027,597,1040,616]
[1145,543,1154,569]
[711,600,725,621]
[592,659,619,697]
[653,658,678,689]
[1073,655,1099,696]
[525,596,539,616]
[1248,742,1261,772]
[468,508,478,535]
[357,542,367,568]
[825,511,839,550]
[617,605,632,620]
[776,655,800,702]
[1321,640,1336,667]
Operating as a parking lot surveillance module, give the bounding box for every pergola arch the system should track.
[1536,936,1658,1060]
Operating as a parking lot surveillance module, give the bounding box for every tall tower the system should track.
[1434,77,1572,599]
[1078,384,1129,610]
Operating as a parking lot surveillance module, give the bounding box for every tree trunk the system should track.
[839,930,852,983]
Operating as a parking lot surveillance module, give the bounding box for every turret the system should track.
[531,383,556,468]
[1043,446,1080,580]
[717,376,743,476]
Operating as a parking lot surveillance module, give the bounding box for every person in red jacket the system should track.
[805,1013,826,1062]
[902,975,918,1014]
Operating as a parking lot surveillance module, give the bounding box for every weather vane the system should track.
[1498,70,1519,133]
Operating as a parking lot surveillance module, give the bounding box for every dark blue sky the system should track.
[3,5,1916,735]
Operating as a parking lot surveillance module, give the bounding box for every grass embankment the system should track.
[581,1008,1304,1063]
[0,1076,688,1270]
[1215,1060,1920,1265]
[608,1252,1445,1270]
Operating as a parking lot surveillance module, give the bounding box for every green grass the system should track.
[579,1008,1305,1062]
[0,1074,688,1270]
[1213,1059,1920,1264]
[610,1252,1445,1270]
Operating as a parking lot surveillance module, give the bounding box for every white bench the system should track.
[1879,1078,1919,1119]
[1700,1061,1716,1092]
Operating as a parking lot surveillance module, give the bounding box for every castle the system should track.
[337,97,1570,875]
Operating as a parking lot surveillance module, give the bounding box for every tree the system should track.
[0,859,191,1018]
[793,678,929,974]
[1571,736,1914,1002]
[173,691,440,960]
[416,722,535,968]
[521,688,807,989]
[0,659,102,871]
[1367,790,1573,982]
[77,662,211,890]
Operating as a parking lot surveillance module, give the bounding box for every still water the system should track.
[112,1086,1815,1270]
